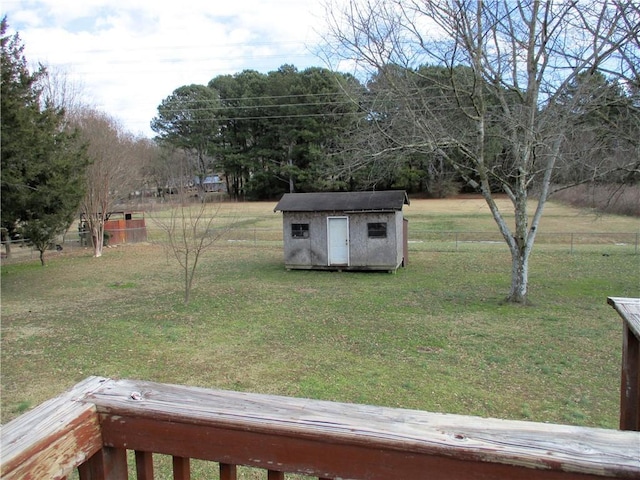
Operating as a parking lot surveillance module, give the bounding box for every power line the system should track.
[50,40,308,56]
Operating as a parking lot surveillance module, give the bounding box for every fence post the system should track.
[570,233,574,255]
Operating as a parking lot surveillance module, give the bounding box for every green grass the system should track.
[2,247,637,428]
[2,199,639,435]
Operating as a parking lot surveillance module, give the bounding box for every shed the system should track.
[102,211,147,245]
[274,190,410,272]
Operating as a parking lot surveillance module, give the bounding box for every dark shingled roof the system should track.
[274,191,409,212]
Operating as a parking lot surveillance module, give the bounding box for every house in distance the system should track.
[274,190,410,273]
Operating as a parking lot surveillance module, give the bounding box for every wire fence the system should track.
[2,228,638,261]
[214,228,640,255]
[408,231,640,255]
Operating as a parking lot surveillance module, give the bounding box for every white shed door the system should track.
[328,217,349,266]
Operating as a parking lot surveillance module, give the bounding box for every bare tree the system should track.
[74,109,145,257]
[324,0,640,303]
[145,146,192,198]
[37,64,88,121]
[151,155,230,304]
[127,137,161,202]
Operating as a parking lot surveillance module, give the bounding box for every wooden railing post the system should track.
[608,297,640,431]
[78,447,127,480]
[135,451,154,480]
[172,456,191,480]
[620,320,640,430]
[219,463,237,480]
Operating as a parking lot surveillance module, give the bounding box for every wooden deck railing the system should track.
[608,297,640,431]
[2,297,639,480]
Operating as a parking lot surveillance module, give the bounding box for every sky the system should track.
[1,0,339,138]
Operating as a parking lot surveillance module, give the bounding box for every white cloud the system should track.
[2,0,332,137]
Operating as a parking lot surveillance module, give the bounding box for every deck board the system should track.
[84,378,640,478]
[608,297,640,338]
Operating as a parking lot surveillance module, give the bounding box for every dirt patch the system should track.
[2,324,52,342]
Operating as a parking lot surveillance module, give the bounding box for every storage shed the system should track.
[274,190,410,272]
[101,212,147,245]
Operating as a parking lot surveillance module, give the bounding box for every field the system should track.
[1,197,639,436]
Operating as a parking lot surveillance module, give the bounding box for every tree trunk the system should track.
[507,244,530,304]
[91,223,104,258]
[184,252,191,304]
[496,219,533,305]
[288,143,295,193]
[184,269,191,304]
[480,185,534,305]
[507,171,531,303]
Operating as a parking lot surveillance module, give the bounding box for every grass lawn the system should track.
[1,198,639,434]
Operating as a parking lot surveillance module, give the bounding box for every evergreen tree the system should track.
[1,17,88,264]
[209,69,269,199]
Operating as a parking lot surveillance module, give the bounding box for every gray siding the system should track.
[281,211,404,271]
[282,212,328,267]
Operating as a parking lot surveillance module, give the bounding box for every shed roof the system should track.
[274,191,409,212]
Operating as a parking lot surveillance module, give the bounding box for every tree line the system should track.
[151,65,361,200]
[151,64,638,202]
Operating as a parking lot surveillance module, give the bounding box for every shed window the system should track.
[291,223,309,238]
[368,222,387,238]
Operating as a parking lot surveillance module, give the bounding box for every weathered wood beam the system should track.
[84,378,640,479]
[0,376,106,480]
[608,297,640,431]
